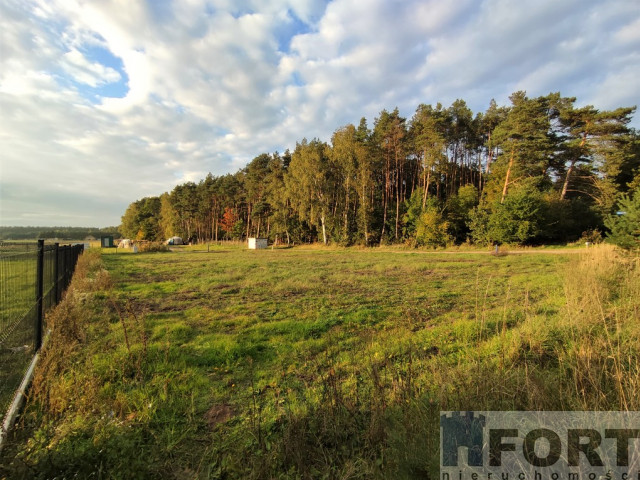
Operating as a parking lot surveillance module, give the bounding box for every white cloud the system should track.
[1,0,639,226]
[614,17,640,45]
[61,49,121,87]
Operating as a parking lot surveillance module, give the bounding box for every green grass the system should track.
[1,246,638,479]
[1,245,78,414]
[0,251,39,416]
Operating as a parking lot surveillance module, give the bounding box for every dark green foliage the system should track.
[114,93,636,246]
[446,184,479,243]
[605,186,640,250]
[401,188,424,240]
[120,196,162,241]
[539,196,601,243]
[469,184,545,245]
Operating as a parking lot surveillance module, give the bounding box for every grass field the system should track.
[0,249,39,418]
[0,244,80,417]
[1,245,638,479]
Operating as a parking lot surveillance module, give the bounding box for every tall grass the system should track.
[425,244,640,412]
[558,244,640,410]
[1,246,638,479]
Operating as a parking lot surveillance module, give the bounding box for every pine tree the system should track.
[285,139,334,245]
[410,104,448,209]
[605,186,640,250]
[558,103,635,200]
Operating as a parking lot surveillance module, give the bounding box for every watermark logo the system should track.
[441,412,640,480]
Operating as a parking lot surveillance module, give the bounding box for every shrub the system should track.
[137,242,170,253]
[469,185,545,245]
[446,184,479,243]
[414,203,451,248]
[605,185,640,250]
[579,229,603,245]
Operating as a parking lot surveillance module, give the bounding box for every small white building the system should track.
[248,237,268,249]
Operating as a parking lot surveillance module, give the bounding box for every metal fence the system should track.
[0,240,84,424]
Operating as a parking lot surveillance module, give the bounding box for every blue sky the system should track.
[1,0,639,227]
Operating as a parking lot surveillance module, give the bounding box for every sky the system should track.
[1,0,639,227]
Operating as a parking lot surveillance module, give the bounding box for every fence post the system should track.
[35,239,44,351]
[65,246,70,290]
[54,243,60,304]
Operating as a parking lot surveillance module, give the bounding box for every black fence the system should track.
[0,240,84,423]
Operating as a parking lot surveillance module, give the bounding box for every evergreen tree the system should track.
[605,186,640,250]
[488,92,556,205]
[354,118,375,245]
[329,124,359,244]
[285,139,334,244]
[558,104,635,200]
[410,104,448,209]
[115,92,635,248]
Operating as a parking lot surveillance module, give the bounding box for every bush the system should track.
[605,186,640,250]
[137,242,170,253]
[579,229,603,245]
[445,184,478,243]
[469,185,544,245]
[414,202,451,248]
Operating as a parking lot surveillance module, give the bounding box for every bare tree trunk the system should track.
[561,135,586,200]
[501,148,515,204]
[477,152,483,191]
[344,176,350,239]
[422,168,431,209]
[361,183,369,245]
[486,133,494,175]
[395,149,400,240]
[395,191,400,240]
[380,156,390,244]
[560,160,576,200]
[320,214,327,245]
[246,203,251,238]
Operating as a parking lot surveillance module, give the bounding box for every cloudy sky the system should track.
[1,0,639,227]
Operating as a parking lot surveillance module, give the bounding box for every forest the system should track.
[120,91,640,247]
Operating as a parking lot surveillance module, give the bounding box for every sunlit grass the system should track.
[2,246,637,479]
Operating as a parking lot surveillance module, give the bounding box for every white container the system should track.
[248,238,268,249]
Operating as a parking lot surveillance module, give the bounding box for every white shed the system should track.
[248,237,268,249]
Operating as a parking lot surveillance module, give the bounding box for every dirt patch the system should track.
[174,289,204,301]
[204,403,235,428]
[120,298,175,314]
[119,271,180,288]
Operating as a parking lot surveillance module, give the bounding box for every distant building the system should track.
[100,235,114,248]
[248,237,268,249]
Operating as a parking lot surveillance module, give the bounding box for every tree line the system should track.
[120,91,639,247]
[0,226,121,241]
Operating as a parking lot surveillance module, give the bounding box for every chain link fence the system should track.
[0,241,84,425]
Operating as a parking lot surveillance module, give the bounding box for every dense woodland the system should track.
[120,91,640,247]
